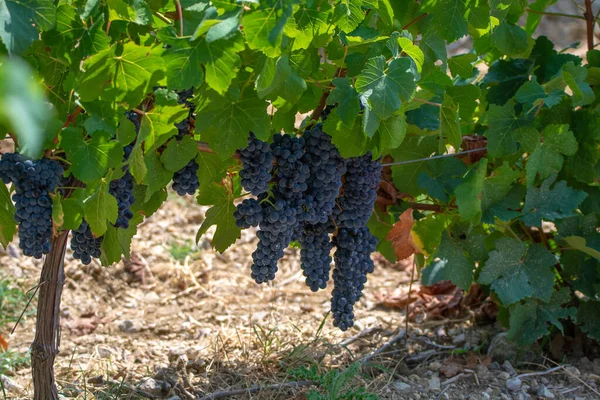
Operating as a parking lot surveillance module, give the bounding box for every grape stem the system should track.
[175,0,184,37]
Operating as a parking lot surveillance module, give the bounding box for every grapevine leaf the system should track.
[377,112,407,151]
[355,56,416,120]
[530,36,581,84]
[514,76,545,105]
[411,214,447,256]
[485,99,527,157]
[333,0,365,33]
[455,158,488,222]
[521,175,588,227]
[205,12,241,42]
[196,183,240,252]
[116,114,137,146]
[481,163,521,223]
[367,209,397,263]
[578,300,600,341]
[131,185,167,219]
[478,238,557,305]
[107,0,152,25]
[397,36,424,74]
[0,0,56,54]
[322,114,367,158]
[526,124,578,185]
[482,59,532,105]
[420,0,469,43]
[508,288,576,345]
[138,104,189,154]
[143,152,173,197]
[60,129,123,184]
[84,180,119,237]
[0,57,53,159]
[78,42,164,108]
[440,94,461,150]
[244,7,286,57]
[448,53,476,79]
[82,101,120,135]
[491,22,530,57]
[562,236,600,260]
[160,136,199,172]
[417,157,466,203]
[446,84,481,121]
[196,152,236,192]
[390,135,439,196]
[198,34,245,94]
[60,198,83,231]
[100,213,143,265]
[327,77,361,128]
[286,2,334,49]
[0,184,16,247]
[386,209,416,261]
[196,90,270,159]
[562,62,594,107]
[422,233,475,290]
[128,143,147,183]
[161,37,206,91]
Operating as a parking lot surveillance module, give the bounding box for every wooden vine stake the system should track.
[30,230,69,399]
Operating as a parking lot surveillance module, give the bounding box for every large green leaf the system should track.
[455,158,488,222]
[422,233,475,290]
[0,184,16,248]
[0,0,55,54]
[84,180,118,236]
[526,124,578,185]
[196,183,240,252]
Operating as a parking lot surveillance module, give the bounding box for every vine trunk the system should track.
[31,230,69,400]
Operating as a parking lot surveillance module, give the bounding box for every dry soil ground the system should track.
[1,194,600,400]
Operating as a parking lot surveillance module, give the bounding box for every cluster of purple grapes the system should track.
[172,88,200,196]
[234,125,382,330]
[71,219,103,265]
[0,153,63,259]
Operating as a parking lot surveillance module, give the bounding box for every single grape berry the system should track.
[172,159,200,196]
[239,132,273,196]
[71,219,103,265]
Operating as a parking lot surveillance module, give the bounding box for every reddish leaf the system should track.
[386,208,416,260]
[0,333,8,351]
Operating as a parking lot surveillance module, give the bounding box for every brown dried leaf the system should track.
[0,333,8,351]
[386,208,417,260]
[440,362,464,378]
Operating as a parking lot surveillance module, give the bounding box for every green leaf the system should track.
[84,180,118,236]
[100,213,143,265]
[355,56,416,120]
[526,124,578,185]
[107,0,152,25]
[198,35,245,94]
[0,0,56,54]
[82,100,120,135]
[420,0,469,43]
[578,300,600,341]
[138,104,189,154]
[417,157,466,203]
[397,36,424,74]
[196,152,237,192]
[508,288,576,345]
[562,236,600,260]
[78,42,164,108]
[521,174,588,227]
[377,112,407,151]
[515,76,545,105]
[422,233,475,290]
[478,238,557,305]
[0,57,53,158]
[481,163,521,222]
[286,2,334,49]
[486,99,526,157]
[257,55,306,103]
[60,198,83,231]
[446,84,481,122]
[327,77,361,128]
[0,184,16,247]
[160,136,199,172]
[390,135,439,196]
[333,0,365,33]
[367,209,396,263]
[448,53,476,79]
[411,214,447,256]
[439,94,461,150]
[322,114,367,158]
[196,89,270,159]
[162,37,206,91]
[455,158,488,222]
[60,129,123,184]
[562,62,595,107]
[491,22,530,57]
[195,183,240,252]
[244,7,286,57]
[143,152,173,197]
[128,143,147,183]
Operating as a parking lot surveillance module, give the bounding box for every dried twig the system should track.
[359,329,406,363]
[441,373,466,386]
[516,364,565,379]
[339,326,383,347]
[585,0,595,51]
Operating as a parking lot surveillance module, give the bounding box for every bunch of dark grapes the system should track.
[71,219,103,265]
[239,133,273,196]
[331,227,378,330]
[172,159,200,196]
[0,153,63,259]
[320,104,337,121]
[330,153,382,330]
[249,134,309,284]
[334,153,382,230]
[234,198,263,229]
[301,125,346,224]
[109,171,135,229]
[297,221,334,292]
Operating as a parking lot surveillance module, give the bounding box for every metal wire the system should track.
[381,148,487,167]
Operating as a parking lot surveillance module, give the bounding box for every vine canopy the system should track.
[0,0,599,345]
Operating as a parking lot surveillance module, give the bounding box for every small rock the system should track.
[497,371,511,380]
[537,384,555,399]
[488,361,501,370]
[393,381,411,392]
[138,377,165,397]
[475,365,490,378]
[429,361,442,371]
[453,333,466,345]
[506,377,522,391]
[482,392,491,400]
[502,360,517,376]
[428,375,441,391]
[118,320,138,333]
[87,375,104,384]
